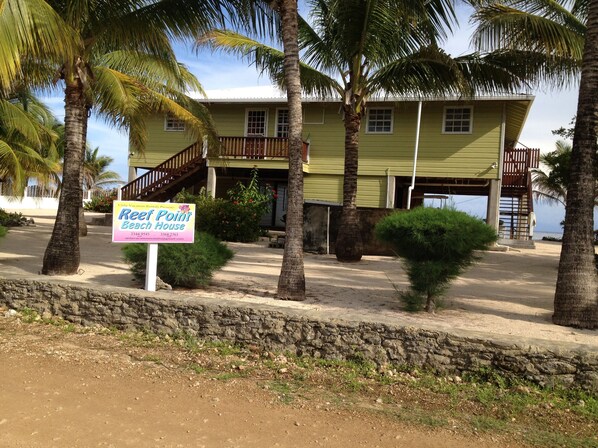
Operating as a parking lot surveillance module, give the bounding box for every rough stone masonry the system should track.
[0,277,596,391]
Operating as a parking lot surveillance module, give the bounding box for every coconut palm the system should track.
[82,147,123,194]
[271,0,306,301]
[532,139,598,206]
[469,0,597,328]
[0,0,232,275]
[555,0,598,329]
[0,91,61,195]
[469,0,585,85]
[532,140,571,206]
[200,0,527,262]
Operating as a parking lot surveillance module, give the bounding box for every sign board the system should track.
[112,201,196,244]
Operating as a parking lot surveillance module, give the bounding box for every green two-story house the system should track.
[124,86,538,247]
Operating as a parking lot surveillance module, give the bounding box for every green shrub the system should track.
[0,209,26,227]
[375,207,497,313]
[175,169,274,243]
[0,226,7,238]
[227,167,275,219]
[121,232,233,288]
[84,189,118,213]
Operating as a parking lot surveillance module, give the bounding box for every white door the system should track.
[245,109,267,158]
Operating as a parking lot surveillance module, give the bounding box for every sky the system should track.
[46,3,594,234]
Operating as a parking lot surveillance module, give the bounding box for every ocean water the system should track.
[533,231,563,241]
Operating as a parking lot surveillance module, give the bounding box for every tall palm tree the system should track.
[272,0,306,300]
[201,0,526,262]
[555,0,598,329]
[469,0,597,328]
[0,0,228,275]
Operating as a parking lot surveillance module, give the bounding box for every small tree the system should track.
[375,207,497,313]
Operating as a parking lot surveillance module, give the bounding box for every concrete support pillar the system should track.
[386,171,395,209]
[486,179,501,233]
[127,166,137,183]
[207,167,217,198]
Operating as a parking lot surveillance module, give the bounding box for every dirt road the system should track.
[0,315,522,448]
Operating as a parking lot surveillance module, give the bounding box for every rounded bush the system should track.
[375,207,497,312]
[121,231,233,288]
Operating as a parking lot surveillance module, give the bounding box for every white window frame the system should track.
[164,113,186,132]
[244,108,268,136]
[442,106,473,134]
[366,108,394,134]
[275,108,289,138]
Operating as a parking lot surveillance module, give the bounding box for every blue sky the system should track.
[46,3,595,233]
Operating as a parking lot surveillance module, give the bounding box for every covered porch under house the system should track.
[122,136,540,247]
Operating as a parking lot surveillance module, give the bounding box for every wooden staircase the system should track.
[499,148,540,245]
[121,141,206,202]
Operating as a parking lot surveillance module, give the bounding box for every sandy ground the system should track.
[0,208,593,448]
[0,316,527,448]
[0,209,596,352]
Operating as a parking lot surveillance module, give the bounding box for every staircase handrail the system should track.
[121,141,204,200]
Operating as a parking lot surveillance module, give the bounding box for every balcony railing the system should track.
[502,147,540,188]
[217,136,309,162]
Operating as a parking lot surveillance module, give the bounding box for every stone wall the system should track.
[1,277,596,391]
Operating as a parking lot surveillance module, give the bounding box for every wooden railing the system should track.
[218,136,309,162]
[502,147,540,188]
[121,141,204,200]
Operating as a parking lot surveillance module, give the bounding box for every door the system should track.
[245,109,267,158]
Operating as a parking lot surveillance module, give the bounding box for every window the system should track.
[366,108,393,133]
[276,109,289,138]
[245,109,267,136]
[164,114,185,131]
[443,106,473,134]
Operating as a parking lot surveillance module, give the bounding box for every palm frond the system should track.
[0,0,77,94]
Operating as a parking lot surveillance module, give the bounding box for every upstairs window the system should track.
[165,114,185,131]
[276,109,289,138]
[366,108,393,133]
[443,106,473,134]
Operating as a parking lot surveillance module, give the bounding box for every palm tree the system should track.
[273,0,306,301]
[0,91,61,195]
[82,147,123,194]
[469,0,597,328]
[0,0,229,275]
[555,0,598,329]
[532,139,598,206]
[532,140,571,206]
[469,0,585,85]
[201,0,526,262]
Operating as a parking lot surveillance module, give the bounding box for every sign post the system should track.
[145,243,159,291]
[112,201,196,291]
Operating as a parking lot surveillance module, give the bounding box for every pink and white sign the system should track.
[112,201,196,243]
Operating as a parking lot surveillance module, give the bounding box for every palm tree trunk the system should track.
[276,0,305,301]
[42,80,85,275]
[335,106,363,262]
[553,0,598,329]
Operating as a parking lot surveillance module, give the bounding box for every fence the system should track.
[0,182,111,210]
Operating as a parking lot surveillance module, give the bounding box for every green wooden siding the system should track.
[304,173,387,207]
[132,98,531,208]
[302,101,502,179]
[129,115,195,168]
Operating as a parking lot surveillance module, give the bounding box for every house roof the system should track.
[194,85,535,104]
